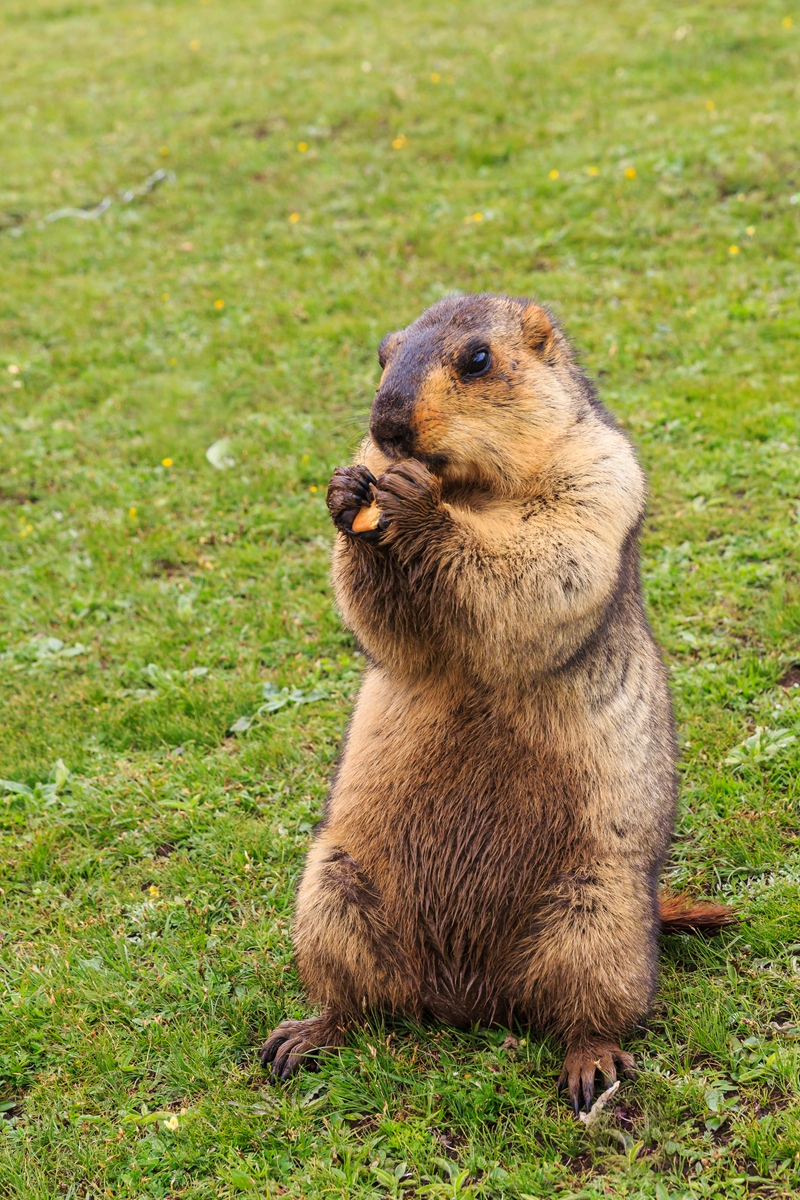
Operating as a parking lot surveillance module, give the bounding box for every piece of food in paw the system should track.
[351,501,382,533]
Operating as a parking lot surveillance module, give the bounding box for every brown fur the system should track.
[260,294,733,1111]
[658,894,736,934]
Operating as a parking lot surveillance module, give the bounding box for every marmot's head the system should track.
[369,294,605,492]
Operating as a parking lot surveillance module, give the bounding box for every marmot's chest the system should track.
[339,718,588,916]
[343,686,586,815]
[339,669,589,805]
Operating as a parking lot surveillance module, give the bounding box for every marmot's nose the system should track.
[371,412,414,457]
[370,392,415,458]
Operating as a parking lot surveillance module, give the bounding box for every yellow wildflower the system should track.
[297,141,308,153]
[729,245,740,255]
[587,166,599,176]
[705,100,716,112]
[782,16,793,29]
[164,1114,179,1131]
[289,212,300,224]
[214,299,225,310]
[149,885,160,897]
[189,39,200,51]
[624,167,637,179]
[548,169,559,180]
[128,506,137,519]
[162,457,173,468]
[310,485,318,493]
[430,72,441,83]
[159,146,170,156]
[161,293,169,302]
[746,225,755,236]
[392,134,408,150]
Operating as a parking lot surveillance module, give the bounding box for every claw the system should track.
[353,472,377,506]
[616,1050,638,1080]
[559,1041,637,1117]
[258,1031,283,1067]
[259,1013,349,1083]
[271,1032,306,1080]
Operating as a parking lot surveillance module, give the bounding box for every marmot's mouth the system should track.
[418,452,448,475]
[373,432,414,461]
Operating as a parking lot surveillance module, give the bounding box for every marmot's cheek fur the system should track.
[261,293,732,1112]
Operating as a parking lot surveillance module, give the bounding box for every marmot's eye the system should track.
[465,347,492,377]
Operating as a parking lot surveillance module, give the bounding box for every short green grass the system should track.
[1,0,799,1196]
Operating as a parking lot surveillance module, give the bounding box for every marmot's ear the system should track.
[520,303,555,358]
[378,330,404,370]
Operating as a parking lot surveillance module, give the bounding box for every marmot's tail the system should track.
[659,892,736,934]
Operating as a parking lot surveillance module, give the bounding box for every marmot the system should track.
[260,294,732,1112]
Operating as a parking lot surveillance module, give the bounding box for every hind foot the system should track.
[259,1012,349,1082]
[558,1040,637,1115]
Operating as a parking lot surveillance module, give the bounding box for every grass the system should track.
[1,0,799,1195]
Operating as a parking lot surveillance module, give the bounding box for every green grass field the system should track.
[1,0,799,1195]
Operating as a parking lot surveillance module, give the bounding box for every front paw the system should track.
[326,465,379,537]
[373,460,442,533]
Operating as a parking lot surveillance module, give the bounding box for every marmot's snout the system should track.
[370,374,417,458]
[370,403,415,458]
